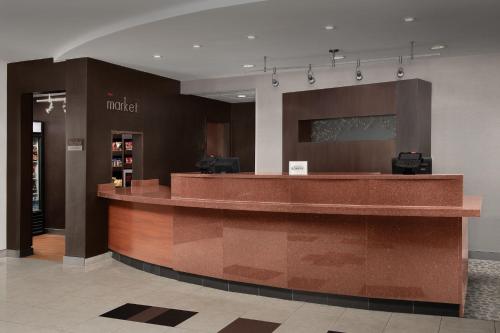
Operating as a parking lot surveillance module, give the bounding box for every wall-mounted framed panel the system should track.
[298,115,396,143]
[283,79,431,173]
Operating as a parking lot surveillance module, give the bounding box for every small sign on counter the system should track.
[67,138,84,151]
[289,161,308,175]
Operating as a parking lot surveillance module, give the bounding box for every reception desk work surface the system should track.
[98,173,481,317]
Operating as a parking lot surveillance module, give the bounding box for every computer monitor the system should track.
[196,157,240,174]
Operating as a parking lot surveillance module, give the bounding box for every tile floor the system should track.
[466,259,500,321]
[0,256,498,333]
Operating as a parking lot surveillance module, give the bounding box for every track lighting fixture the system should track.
[258,42,438,83]
[355,59,363,81]
[45,102,53,114]
[329,49,340,68]
[35,92,66,115]
[272,67,279,88]
[307,64,316,85]
[397,56,404,79]
[45,95,54,114]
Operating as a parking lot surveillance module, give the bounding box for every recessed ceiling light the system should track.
[152,54,162,59]
[403,17,416,22]
[237,94,247,98]
[247,35,256,40]
[192,44,202,48]
[324,25,336,30]
[430,44,446,50]
[242,64,255,68]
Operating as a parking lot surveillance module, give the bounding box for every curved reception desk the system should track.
[98,173,481,316]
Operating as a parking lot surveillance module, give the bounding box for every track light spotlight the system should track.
[329,49,340,68]
[396,56,404,79]
[355,59,363,81]
[272,67,280,88]
[307,64,316,85]
[45,102,54,114]
[45,94,54,114]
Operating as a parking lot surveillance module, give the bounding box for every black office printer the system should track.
[392,152,432,175]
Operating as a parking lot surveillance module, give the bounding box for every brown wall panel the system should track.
[230,102,255,172]
[65,58,88,257]
[283,79,431,172]
[287,82,397,120]
[396,79,432,153]
[295,140,396,173]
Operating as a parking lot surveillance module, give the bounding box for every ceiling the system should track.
[0,0,263,62]
[1,0,499,81]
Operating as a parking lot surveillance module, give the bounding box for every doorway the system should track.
[206,122,230,157]
[31,92,66,262]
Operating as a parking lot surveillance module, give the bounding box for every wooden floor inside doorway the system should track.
[32,234,65,262]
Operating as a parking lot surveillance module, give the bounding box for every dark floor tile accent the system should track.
[369,298,413,313]
[414,301,459,317]
[179,272,204,286]
[293,290,328,304]
[204,277,229,291]
[128,307,169,322]
[111,252,120,261]
[328,294,369,310]
[228,281,259,296]
[219,318,280,333]
[101,303,151,320]
[159,266,180,280]
[147,309,198,327]
[260,286,292,300]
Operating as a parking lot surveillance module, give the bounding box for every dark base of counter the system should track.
[111,251,460,317]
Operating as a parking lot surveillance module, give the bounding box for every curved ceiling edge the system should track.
[54,0,266,61]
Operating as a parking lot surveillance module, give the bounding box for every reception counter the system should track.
[98,173,481,316]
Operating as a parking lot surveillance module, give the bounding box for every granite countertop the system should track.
[97,178,481,218]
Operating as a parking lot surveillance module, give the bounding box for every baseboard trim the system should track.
[0,249,21,258]
[469,251,500,261]
[19,247,33,257]
[45,228,65,235]
[111,251,460,317]
[63,251,112,266]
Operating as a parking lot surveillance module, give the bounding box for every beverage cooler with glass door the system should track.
[32,121,44,235]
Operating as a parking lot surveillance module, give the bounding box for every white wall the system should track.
[182,53,500,254]
[0,59,6,250]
